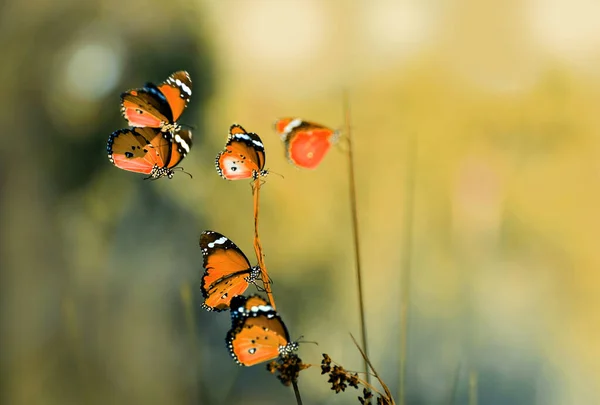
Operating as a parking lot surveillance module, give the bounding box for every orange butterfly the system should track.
[227,294,298,367]
[107,127,192,179]
[120,71,192,134]
[199,231,261,311]
[274,118,340,169]
[216,124,268,180]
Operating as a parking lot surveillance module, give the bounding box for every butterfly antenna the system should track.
[267,169,285,179]
[295,335,318,345]
[174,167,193,179]
[180,123,196,131]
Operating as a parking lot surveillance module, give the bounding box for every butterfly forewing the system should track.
[229,294,271,325]
[199,231,258,311]
[166,128,193,169]
[157,71,192,122]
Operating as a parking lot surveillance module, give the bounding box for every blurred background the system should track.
[2,0,600,404]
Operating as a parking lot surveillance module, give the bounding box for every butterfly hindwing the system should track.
[226,298,297,367]
[107,127,170,175]
[107,127,191,179]
[274,118,339,169]
[121,85,173,128]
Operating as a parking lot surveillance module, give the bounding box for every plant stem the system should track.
[292,380,303,405]
[399,132,417,405]
[251,178,276,309]
[350,334,395,404]
[343,91,369,385]
[469,370,478,405]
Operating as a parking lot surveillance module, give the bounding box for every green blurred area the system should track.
[2,0,600,404]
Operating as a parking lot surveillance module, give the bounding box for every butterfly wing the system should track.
[202,271,255,311]
[165,128,192,169]
[120,84,173,128]
[226,310,291,366]
[230,294,270,324]
[199,231,257,311]
[275,118,338,169]
[216,124,266,180]
[107,127,171,175]
[156,71,192,122]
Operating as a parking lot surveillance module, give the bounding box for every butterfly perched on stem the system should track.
[274,118,340,169]
[120,71,192,134]
[107,126,192,179]
[227,294,299,367]
[199,231,261,311]
[215,124,268,180]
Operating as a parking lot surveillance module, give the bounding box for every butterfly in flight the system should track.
[107,126,192,179]
[199,231,261,311]
[274,118,340,169]
[227,294,298,367]
[120,71,192,134]
[215,124,268,180]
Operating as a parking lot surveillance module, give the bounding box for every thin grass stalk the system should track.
[447,362,462,405]
[350,334,395,405]
[251,177,276,309]
[179,282,200,403]
[343,91,369,384]
[399,132,417,405]
[469,370,478,405]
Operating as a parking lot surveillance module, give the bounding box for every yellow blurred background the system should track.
[2,0,600,404]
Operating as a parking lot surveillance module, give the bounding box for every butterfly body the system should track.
[120,71,192,134]
[227,294,298,367]
[216,124,268,180]
[274,118,339,169]
[107,126,192,179]
[199,231,261,311]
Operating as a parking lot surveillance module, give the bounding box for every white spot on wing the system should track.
[283,118,302,135]
[175,78,192,96]
[174,133,190,153]
[207,236,228,248]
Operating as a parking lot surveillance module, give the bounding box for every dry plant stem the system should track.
[447,362,462,405]
[399,133,417,405]
[251,177,276,310]
[292,380,303,405]
[251,177,302,405]
[469,370,478,405]
[350,334,395,404]
[343,91,370,384]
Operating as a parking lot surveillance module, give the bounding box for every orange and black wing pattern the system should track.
[165,128,192,169]
[107,127,171,178]
[226,295,298,367]
[274,118,339,170]
[107,126,192,179]
[156,71,192,123]
[199,231,260,311]
[229,294,270,324]
[120,71,192,130]
[216,124,267,180]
